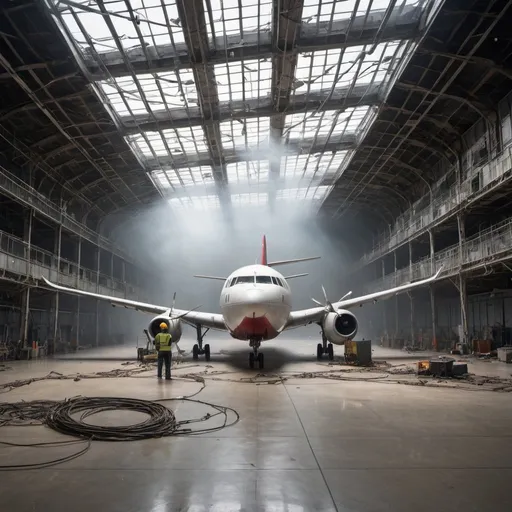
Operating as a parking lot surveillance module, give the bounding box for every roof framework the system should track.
[321,0,512,229]
[42,0,433,214]
[0,1,157,225]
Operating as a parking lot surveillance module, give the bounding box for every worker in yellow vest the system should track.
[155,322,172,380]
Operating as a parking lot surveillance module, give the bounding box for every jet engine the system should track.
[148,315,183,343]
[322,310,358,345]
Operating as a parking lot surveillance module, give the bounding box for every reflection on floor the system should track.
[1,336,512,512]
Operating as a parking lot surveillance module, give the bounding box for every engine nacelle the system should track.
[322,310,358,345]
[148,316,183,343]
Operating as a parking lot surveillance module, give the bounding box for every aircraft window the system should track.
[235,276,255,284]
[227,278,236,287]
[278,278,287,288]
[270,277,285,288]
[256,276,272,284]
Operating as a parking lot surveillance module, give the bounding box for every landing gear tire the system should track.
[249,352,255,369]
[204,344,211,362]
[192,344,199,360]
[327,343,334,361]
[316,343,323,360]
[257,352,264,369]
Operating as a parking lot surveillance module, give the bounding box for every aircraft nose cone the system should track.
[245,288,263,301]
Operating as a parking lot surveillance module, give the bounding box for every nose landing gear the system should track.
[249,339,264,369]
[193,324,211,362]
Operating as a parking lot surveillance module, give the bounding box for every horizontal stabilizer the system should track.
[284,273,308,279]
[267,256,320,267]
[193,275,227,281]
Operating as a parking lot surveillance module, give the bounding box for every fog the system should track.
[110,200,359,314]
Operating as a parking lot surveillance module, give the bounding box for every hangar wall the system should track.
[352,88,512,352]
[0,171,150,358]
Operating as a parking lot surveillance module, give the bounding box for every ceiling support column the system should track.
[177,0,230,216]
[269,0,304,209]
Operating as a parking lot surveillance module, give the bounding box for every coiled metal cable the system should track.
[46,396,178,441]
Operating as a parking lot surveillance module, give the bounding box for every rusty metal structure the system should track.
[1,0,512,354]
[20,0,440,218]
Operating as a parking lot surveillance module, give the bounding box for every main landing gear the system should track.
[249,339,264,369]
[193,324,211,362]
[317,330,334,361]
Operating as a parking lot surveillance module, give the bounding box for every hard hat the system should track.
[159,322,168,330]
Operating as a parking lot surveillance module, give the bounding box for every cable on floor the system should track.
[0,439,91,471]
[46,396,178,441]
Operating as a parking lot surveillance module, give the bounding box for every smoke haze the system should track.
[110,200,356,314]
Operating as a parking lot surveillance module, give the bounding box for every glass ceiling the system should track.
[204,0,273,39]
[100,70,198,116]
[302,0,419,28]
[47,0,432,212]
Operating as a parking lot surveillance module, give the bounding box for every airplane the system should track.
[41,235,442,369]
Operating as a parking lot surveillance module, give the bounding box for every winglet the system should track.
[261,235,268,266]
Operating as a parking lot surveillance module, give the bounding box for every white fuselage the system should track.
[219,265,292,341]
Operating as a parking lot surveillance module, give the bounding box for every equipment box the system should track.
[429,357,454,377]
[497,347,512,363]
[344,340,372,366]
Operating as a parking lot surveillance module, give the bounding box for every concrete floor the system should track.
[1,334,512,512]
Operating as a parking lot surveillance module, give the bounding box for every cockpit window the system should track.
[256,276,272,284]
[235,276,255,284]
[270,276,286,287]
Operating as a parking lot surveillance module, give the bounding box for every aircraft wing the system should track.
[40,277,227,331]
[284,267,442,329]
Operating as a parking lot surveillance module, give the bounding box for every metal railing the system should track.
[356,144,512,268]
[367,217,512,292]
[0,167,135,264]
[0,229,140,298]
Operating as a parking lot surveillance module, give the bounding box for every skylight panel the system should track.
[301,0,416,28]
[99,70,197,117]
[231,192,268,207]
[284,107,372,142]
[127,126,208,159]
[150,166,214,194]
[58,0,184,56]
[204,0,272,39]
[214,59,272,104]
[281,152,349,184]
[220,118,270,152]
[226,161,269,185]
[276,186,330,201]
[169,195,220,210]
[294,41,404,99]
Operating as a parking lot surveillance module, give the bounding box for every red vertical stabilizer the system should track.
[261,235,268,265]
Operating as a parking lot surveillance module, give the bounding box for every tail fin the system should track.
[261,235,268,265]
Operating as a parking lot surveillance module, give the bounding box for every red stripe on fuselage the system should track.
[233,315,277,340]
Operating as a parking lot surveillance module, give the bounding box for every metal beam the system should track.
[121,84,381,134]
[83,5,423,79]
[395,82,492,117]
[416,48,512,82]
[372,121,457,162]
[176,0,228,201]
[381,104,460,137]
[269,0,304,208]
[141,134,357,171]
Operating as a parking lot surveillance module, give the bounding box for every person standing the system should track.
[155,322,172,380]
